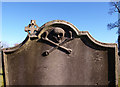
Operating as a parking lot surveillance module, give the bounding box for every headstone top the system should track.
[25,20,39,39]
[1,20,119,86]
[2,20,117,53]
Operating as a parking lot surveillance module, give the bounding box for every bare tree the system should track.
[108,1,120,55]
[0,41,3,51]
[108,2,120,14]
[0,41,9,49]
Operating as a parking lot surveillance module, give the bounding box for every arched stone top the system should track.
[79,31,117,48]
[38,20,80,36]
[2,20,117,53]
[1,20,119,86]
[38,20,117,48]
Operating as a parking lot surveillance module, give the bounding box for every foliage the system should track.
[0,69,3,87]
[119,75,120,87]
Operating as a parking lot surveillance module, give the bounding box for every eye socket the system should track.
[59,33,63,36]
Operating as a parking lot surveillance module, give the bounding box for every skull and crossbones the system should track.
[41,27,73,56]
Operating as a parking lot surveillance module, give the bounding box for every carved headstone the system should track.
[1,20,119,86]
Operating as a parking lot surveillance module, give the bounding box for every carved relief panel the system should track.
[40,26,74,56]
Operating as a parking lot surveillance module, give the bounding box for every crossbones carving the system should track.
[41,29,73,56]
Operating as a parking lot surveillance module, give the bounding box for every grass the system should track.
[118,75,120,87]
[0,75,3,87]
[0,69,3,87]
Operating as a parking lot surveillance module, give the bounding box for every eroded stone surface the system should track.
[2,20,118,86]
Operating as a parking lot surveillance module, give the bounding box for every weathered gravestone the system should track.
[1,20,119,86]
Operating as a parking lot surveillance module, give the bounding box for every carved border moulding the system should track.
[25,20,39,39]
[41,27,74,56]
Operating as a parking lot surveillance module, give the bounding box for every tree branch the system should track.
[114,2,120,13]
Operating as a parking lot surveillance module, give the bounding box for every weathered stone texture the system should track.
[1,20,118,86]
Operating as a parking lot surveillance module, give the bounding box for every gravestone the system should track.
[1,20,119,86]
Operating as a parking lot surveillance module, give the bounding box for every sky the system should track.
[1,2,118,47]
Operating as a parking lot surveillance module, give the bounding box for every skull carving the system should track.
[51,27,65,43]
